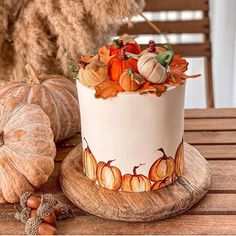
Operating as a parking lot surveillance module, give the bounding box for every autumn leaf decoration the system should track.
[166,55,201,86]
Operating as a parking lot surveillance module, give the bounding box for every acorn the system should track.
[37,203,57,227]
[53,202,73,220]
[25,216,57,235]
[20,192,58,209]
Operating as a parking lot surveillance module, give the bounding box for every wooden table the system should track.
[1,108,236,235]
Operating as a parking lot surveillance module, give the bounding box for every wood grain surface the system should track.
[0,108,236,235]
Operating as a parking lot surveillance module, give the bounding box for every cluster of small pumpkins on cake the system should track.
[82,138,184,192]
[72,35,200,98]
[0,64,80,203]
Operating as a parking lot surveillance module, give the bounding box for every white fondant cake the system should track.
[73,35,199,192]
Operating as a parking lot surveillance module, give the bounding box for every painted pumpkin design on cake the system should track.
[149,148,175,182]
[122,164,151,192]
[82,138,97,182]
[97,160,122,191]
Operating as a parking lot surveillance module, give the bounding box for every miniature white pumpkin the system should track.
[137,51,174,84]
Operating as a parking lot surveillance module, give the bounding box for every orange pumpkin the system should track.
[149,148,175,182]
[82,138,97,182]
[174,139,184,178]
[151,176,173,190]
[141,40,170,54]
[119,68,143,91]
[96,160,122,190]
[122,165,151,192]
[108,47,138,81]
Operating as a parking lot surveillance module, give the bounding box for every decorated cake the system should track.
[72,35,199,192]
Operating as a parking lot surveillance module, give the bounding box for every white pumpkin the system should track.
[137,51,174,84]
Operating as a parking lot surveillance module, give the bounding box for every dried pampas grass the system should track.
[0,0,144,84]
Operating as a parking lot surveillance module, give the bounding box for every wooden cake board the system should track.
[59,143,211,222]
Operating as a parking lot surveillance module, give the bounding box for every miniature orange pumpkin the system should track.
[0,96,56,203]
[97,160,122,190]
[141,40,170,54]
[137,51,174,84]
[122,165,151,192]
[174,139,184,178]
[82,138,97,182]
[119,68,143,91]
[108,47,138,81]
[148,148,175,182]
[151,177,173,190]
[78,58,108,87]
[0,64,80,143]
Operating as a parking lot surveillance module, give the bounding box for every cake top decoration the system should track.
[71,35,200,99]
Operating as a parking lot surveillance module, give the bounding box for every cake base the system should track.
[59,143,211,222]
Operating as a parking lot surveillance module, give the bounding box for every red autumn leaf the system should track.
[95,81,124,99]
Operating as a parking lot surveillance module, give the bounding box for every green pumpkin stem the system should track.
[155,51,174,68]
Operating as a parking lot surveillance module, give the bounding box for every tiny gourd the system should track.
[96,160,122,190]
[82,138,97,182]
[119,68,143,91]
[78,58,108,87]
[122,165,151,192]
[137,50,174,84]
[148,148,175,182]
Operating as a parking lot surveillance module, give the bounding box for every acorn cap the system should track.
[57,202,73,220]
[37,203,54,219]
[25,216,42,235]
[20,192,33,208]
[15,206,31,224]
[41,194,58,207]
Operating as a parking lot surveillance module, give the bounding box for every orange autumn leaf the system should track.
[137,82,167,96]
[95,81,124,99]
[98,46,114,65]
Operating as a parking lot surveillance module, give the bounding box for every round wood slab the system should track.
[59,143,211,222]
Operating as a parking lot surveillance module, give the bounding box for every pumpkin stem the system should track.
[0,131,4,147]
[83,137,89,147]
[106,159,116,166]
[155,51,174,68]
[148,40,157,53]
[25,64,41,85]
[78,60,89,69]
[125,52,140,60]
[120,47,129,60]
[158,148,167,158]
[133,163,145,175]
[113,39,123,49]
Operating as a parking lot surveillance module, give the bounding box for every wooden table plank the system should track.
[1,215,236,235]
[185,118,236,131]
[185,108,236,118]
[185,131,236,144]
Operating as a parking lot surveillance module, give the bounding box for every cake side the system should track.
[77,81,185,192]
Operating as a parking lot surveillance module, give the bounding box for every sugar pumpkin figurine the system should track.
[108,47,138,81]
[122,164,151,192]
[96,160,122,190]
[78,58,108,87]
[149,148,175,182]
[119,68,143,91]
[82,138,97,182]
[137,51,174,84]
